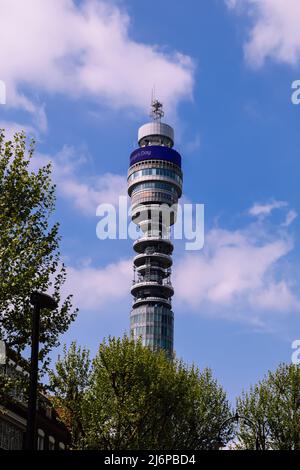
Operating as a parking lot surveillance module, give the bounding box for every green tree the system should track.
[0,129,77,370]
[50,335,232,450]
[48,342,90,448]
[236,363,300,450]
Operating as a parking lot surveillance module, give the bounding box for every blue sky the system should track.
[1,0,300,403]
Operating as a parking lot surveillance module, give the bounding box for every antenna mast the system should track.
[150,93,164,122]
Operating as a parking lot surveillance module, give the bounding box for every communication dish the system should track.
[0,340,6,365]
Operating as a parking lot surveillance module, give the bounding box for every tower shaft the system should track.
[128,103,183,356]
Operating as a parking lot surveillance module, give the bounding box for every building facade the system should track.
[128,101,183,356]
[0,398,70,450]
[0,348,70,450]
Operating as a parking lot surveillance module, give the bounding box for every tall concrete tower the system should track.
[128,100,183,356]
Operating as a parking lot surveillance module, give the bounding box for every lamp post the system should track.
[217,412,260,450]
[25,291,57,450]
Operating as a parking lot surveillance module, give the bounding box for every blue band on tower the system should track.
[130,145,181,168]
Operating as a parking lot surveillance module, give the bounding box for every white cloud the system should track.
[282,209,298,227]
[248,200,298,228]
[0,121,37,141]
[64,209,300,319]
[64,259,131,311]
[60,174,126,215]
[249,200,288,217]
[0,0,194,118]
[226,0,300,67]
[34,145,127,216]
[250,280,300,312]
[173,213,300,322]
[57,198,300,322]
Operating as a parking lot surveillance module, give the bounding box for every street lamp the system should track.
[217,412,260,450]
[25,291,57,450]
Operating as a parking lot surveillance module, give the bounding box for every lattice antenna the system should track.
[150,89,164,121]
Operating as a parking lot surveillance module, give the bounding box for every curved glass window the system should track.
[132,181,177,194]
[128,168,182,184]
[132,192,176,203]
[130,306,173,329]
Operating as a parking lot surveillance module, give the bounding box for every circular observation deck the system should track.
[128,173,182,199]
[133,252,172,269]
[132,296,172,308]
[131,280,174,298]
[131,202,178,229]
[130,188,179,208]
[138,122,174,148]
[135,265,169,278]
[133,236,173,255]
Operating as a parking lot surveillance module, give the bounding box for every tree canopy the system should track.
[49,336,233,450]
[0,129,77,370]
[236,363,300,450]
